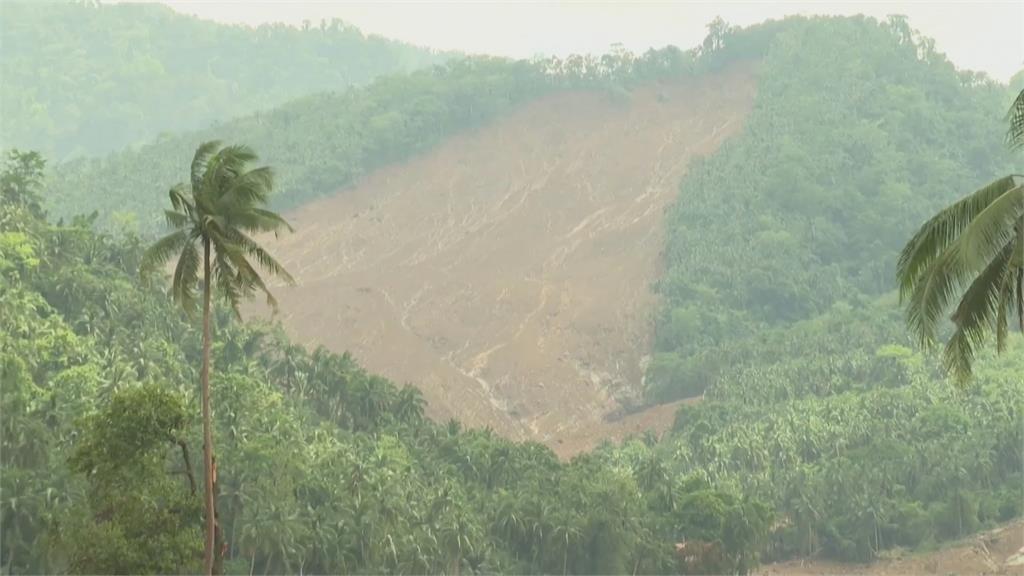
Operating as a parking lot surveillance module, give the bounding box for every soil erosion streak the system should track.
[259,64,756,456]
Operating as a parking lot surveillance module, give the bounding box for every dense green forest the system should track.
[2,10,1022,576]
[645,14,1023,563]
[2,151,771,574]
[0,1,447,159]
[648,15,1016,402]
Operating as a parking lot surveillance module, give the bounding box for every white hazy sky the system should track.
[153,1,1023,82]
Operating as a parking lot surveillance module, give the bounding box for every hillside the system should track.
[255,64,755,452]
[44,46,708,231]
[250,15,1023,564]
[3,150,775,575]
[4,10,1023,573]
[0,1,446,158]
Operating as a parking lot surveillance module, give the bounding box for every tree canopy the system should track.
[2,13,1022,575]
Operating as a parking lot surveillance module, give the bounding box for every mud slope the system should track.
[760,521,1024,575]
[260,65,755,452]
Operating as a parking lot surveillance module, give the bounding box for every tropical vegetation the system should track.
[896,92,1023,382]
[2,150,769,574]
[1,10,1022,576]
[140,142,295,573]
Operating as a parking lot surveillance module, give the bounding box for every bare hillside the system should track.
[259,65,756,454]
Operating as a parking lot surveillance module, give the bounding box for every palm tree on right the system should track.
[898,90,1024,383]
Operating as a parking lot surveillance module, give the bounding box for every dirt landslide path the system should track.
[760,521,1024,575]
[258,65,755,456]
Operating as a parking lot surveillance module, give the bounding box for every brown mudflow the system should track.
[259,64,756,457]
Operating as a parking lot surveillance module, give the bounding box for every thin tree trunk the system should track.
[214,456,225,575]
[563,533,568,576]
[178,439,197,495]
[1016,268,1022,333]
[202,238,216,576]
[1016,223,1023,333]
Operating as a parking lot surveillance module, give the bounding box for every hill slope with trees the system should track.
[2,150,771,575]
[643,14,1023,563]
[2,12,1022,574]
[0,1,447,159]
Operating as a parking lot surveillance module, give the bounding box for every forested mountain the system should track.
[2,9,1022,576]
[648,15,1016,402]
[2,152,770,574]
[643,15,1023,562]
[0,1,447,159]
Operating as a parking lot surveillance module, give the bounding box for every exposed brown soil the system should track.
[256,65,755,455]
[760,521,1024,576]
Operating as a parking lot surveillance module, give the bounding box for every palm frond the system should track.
[942,240,1015,384]
[221,242,279,312]
[151,141,293,321]
[904,186,1024,348]
[898,175,1021,300]
[191,141,222,191]
[234,207,294,236]
[958,184,1024,265]
[169,184,195,217]
[219,166,274,210]
[140,229,187,281]
[905,241,974,347]
[211,246,244,316]
[229,229,296,285]
[210,145,258,193]
[1007,89,1024,150]
[994,270,1012,354]
[217,144,258,167]
[171,236,201,316]
[164,209,190,229]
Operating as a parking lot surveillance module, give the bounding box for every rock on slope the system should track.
[259,64,756,455]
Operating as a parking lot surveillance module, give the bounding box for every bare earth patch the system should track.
[760,521,1024,575]
[257,65,756,455]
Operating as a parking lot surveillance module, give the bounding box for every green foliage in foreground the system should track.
[2,153,770,574]
[0,1,448,159]
[898,172,1023,383]
[897,86,1024,383]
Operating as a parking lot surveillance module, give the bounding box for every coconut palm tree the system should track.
[1008,89,1024,150]
[141,141,294,574]
[898,91,1024,383]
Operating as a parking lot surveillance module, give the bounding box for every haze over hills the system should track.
[0,1,448,159]
[3,6,1023,575]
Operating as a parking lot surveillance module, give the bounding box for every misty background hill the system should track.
[0,1,448,159]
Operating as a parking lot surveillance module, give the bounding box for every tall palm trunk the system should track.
[202,238,216,575]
